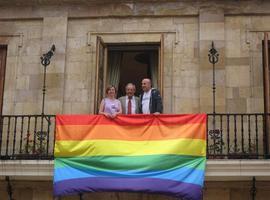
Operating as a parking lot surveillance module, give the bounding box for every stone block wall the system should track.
[0,20,266,116]
[0,20,43,114]
[225,16,266,114]
[63,16,200,114]
[0,2,268,115]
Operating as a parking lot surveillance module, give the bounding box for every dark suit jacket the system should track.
[139,88,163,114]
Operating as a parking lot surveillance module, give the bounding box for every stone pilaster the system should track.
[199,8,226,113]
[40,16,67,114]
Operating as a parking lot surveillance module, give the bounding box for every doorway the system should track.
[108,45,159,97]
[94,36,164,113]
[118,51,150,97]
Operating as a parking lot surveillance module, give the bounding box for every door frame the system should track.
[94,36,107,114]
[0,45,7,116]
[262,33,270,157]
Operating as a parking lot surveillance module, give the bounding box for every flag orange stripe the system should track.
[56,123,206,141]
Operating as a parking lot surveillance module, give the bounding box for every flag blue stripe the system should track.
[54,165,205,186]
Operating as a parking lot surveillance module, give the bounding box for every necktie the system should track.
[127,97,132,114]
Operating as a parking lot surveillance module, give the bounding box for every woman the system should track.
[99,85,122,118]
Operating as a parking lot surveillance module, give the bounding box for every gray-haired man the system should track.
[118,83,140,114]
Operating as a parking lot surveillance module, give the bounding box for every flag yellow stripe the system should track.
[55,138,206,157]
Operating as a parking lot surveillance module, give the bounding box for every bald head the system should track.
[141,78,152,92]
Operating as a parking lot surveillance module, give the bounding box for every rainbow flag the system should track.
[54,114,206,200]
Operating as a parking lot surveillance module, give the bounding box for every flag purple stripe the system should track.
[54,177,202,200]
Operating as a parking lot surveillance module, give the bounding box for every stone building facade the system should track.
[0,0,270,200]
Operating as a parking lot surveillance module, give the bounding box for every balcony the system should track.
[0,114,269,182]
[0,113,269,160]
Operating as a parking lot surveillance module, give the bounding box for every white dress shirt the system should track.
[142,89,151,114]
[125,96,136,114]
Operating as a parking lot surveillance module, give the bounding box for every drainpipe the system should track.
[250,177,257,200]
[5,176,14,200]
[79,193,83,200]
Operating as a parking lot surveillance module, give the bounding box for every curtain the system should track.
[149,51,158,88]
[108,51,123,89]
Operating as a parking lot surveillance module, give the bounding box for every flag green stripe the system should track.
[55,155,206,171]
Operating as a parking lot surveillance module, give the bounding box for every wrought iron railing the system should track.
[0,114,269,160]
[0,115,55,160]
[207,113,269,159]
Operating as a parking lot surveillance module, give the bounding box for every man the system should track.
[139,78,163,114]
[118,83,140,114]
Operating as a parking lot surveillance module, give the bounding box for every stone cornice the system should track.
[206,160,270,181]
[0,1,270,20]
[0,159,270,181]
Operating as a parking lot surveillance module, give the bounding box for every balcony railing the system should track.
[207,113,270,159]
[0,115,55,160]
[0,114,269,160]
